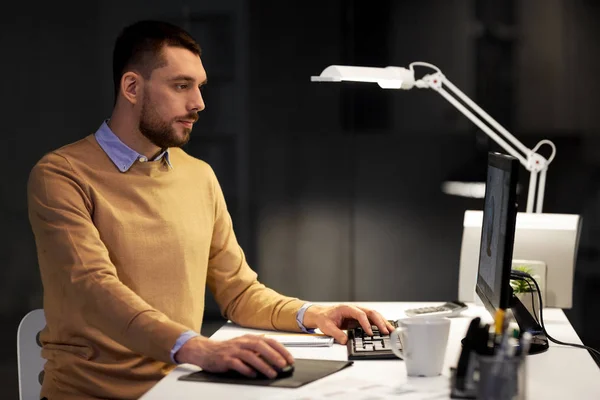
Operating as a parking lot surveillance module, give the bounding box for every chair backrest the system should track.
[17,309,46,400]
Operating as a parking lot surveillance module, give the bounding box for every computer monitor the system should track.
[475,152,548,354]
[475,152,519,314]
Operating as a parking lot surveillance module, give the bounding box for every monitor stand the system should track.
[460,294,549,354]
[510,293,549,354]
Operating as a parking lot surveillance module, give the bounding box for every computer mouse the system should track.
[256,363,295,379]
[219,362,294,380]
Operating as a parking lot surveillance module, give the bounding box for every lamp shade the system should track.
[311,65,415,90]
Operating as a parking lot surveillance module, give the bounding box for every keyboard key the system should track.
[355,347,372,352]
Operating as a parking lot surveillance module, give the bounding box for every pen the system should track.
[473,323,492,356]
[516,332,532,399]
[486,313,512,399]
[509,321,520,339]
[500,338,519,388]
[456,317,481,390]
[520,331,532,359]
[506,337,518,359]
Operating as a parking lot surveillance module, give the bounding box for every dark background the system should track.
[2,0,600,398]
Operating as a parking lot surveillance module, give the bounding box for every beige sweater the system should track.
[27,135,304,399]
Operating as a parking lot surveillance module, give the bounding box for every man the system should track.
[27,20,394,400]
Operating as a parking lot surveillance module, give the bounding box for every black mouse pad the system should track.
[178,358,353,388]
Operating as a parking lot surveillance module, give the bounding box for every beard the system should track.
[139,92,197,149]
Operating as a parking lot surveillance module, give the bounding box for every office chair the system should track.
[17,309,46,400]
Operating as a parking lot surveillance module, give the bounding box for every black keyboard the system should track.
[347,320,401,360]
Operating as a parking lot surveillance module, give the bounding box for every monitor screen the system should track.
[476,152,519,315]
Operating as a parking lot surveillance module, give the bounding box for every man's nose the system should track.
[190,87,205,112]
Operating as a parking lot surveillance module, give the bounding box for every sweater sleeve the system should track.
[27,153,190,364]
[205,168,305,332]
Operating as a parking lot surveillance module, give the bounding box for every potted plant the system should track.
[510,265,541,320]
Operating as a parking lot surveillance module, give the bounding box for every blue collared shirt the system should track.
[95,120,172,171]
[93,121,312,363]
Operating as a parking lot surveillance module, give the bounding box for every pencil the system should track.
[494,308,505,336]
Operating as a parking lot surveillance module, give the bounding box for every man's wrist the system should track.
[171,330,200,364]
[174,335,210,365]
[302,304,324,329]
[296,303,315,333]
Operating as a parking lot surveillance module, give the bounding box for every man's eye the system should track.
[176,84,188,90]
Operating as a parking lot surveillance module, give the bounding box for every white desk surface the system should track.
[141,302,600,399]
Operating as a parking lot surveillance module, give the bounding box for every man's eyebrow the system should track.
[169,75,208,85]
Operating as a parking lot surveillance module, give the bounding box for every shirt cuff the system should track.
[170,330,200,364]
[296,302,316,333]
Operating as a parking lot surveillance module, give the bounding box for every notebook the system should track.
[265,333,334,347]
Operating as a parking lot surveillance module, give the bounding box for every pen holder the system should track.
[450,353,526,400]
[477,354,526,400]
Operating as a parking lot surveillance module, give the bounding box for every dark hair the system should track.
[112,20,201,100]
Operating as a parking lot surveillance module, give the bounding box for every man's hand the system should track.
[175,334,295,378]
[302,304,396,344]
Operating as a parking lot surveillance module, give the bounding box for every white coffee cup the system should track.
[389,317,451,377]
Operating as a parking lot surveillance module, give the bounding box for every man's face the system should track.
[139,46,207,149]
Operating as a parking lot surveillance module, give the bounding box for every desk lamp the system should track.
[311,62,555,213]
[310,62,582,310]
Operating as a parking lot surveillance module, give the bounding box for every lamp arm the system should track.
[416,71,556,213]
[436,84,528,166]
[441,77,532,157]
[309,62,557,213]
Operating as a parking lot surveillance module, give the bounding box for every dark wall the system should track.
[246,0,600,358]
[2,0,599,397]
[247,0,474,301]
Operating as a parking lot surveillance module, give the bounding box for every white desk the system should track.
[141,302,600,399]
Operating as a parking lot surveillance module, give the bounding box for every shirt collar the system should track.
[94,120,172,172]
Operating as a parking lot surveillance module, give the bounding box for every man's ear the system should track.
[121,71,142,105]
